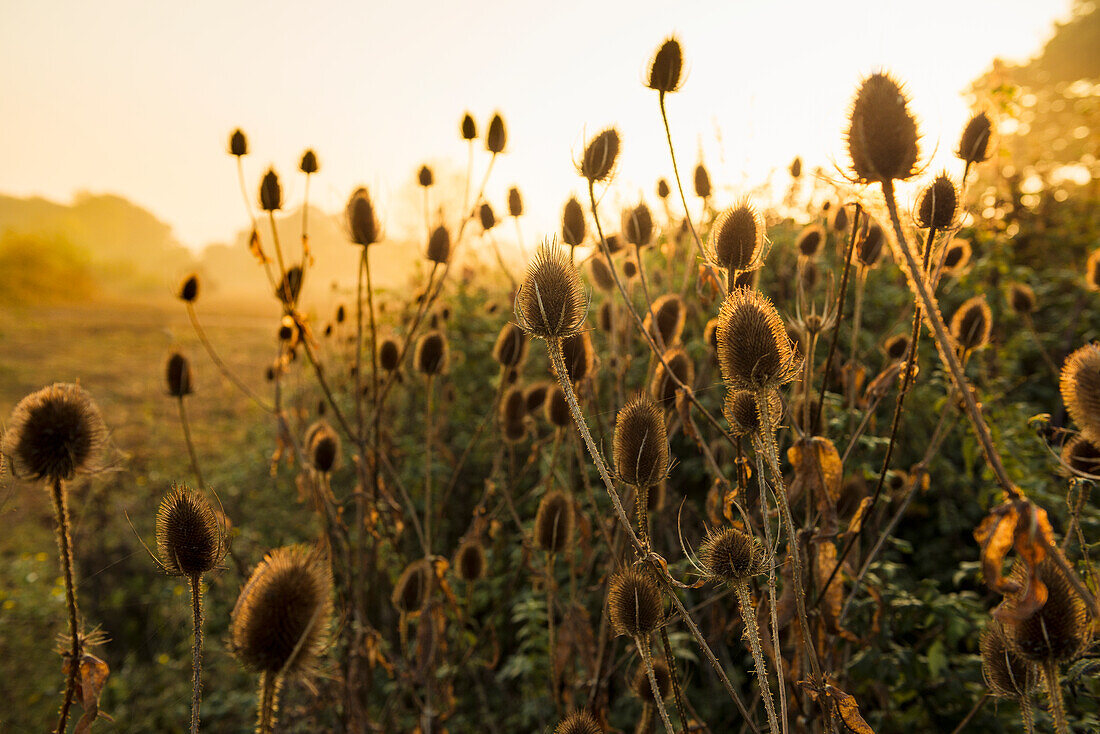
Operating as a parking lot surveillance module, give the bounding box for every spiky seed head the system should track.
[346,187,381,246]
[651,348,694,405]
[479,202,496,231]
[631,658,671,702]
[1086,248,1100,292]
[461,113,477,141]
[604,233,624,255]
[166,352,193,397]
[613,396,669,487]
[508,186,523,217]
[645,295,685,349]
[622,258,639,280]
[846,71,920,184]
[698,527,766,583]
[581,128,620,183]
[3,383,106,482]
[156,484,223,577]
[1061,344,1100,437]
[426,225,451,264]
[597,301,614,333]
[516,244,588,340]
[723,389,780,437]
[559,331,595,384]
[179,274,200,302]
[392,559,431,613]
[709,201,765,273]
[1007,559,1091,663]
[535,491,574,553]
[622,203,653,247]
[942,240,972,272]
[980,622,1039,699]
[414,330,448,376]
[417,165,433,187]
[545,385,572,427]
[455,540,486,582]
[608,566,663,637]
[299,149,319,174]
[704,318,720,353]
[716,287,800,392]
[486,113,507,153]
[230,545,332,676]
[1007,283,1037,315]
[916,173,959,230]
[950,296,992,353]
[1061,433,1100,478]
[275,266,303,305]
[958,112,993,165]
[554,710,603,734]
[693,164,711,199]
[378,338,400,372]
[259,168,282,211]
[229,128,248,157]
[562,197,586,247]
[492,323,528,368]
[829,204,849,232]
[335,304,346,324]
[588,256,615,292]
[883,334,910,361]
[305,420,340,474]
[647,37,683,94]
[796,224,826,258]
[500,386,528,427]
[657,179,670,199]
[855,218,886,268]
[525,382,550,414]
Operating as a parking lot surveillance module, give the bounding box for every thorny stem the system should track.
[634,243,666,354]
[186,304,274,413]
[177,396,206,490]
[545,551,560,714]
[753,445,788,734]
[1019,694,1036,734]
[636,635,676,734]
[816,203,862,424]
[257,671,282,734]
[846,271,867,427]
[734,580,780,734]
[52,477,81,734]
[1042,659,1069,734]
[658,624,689,732]
[189,573,204,734]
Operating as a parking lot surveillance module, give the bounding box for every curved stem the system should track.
[734,580,779,734]
[1042,659,1069,734]
[658,624,689,732]
[636,635,676,734]
[178,396,205,489]
[52,477,81,734]
[189,573,204,734]
[186,304,273,412]
[816,204,861,423]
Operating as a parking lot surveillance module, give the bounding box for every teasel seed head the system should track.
[508,186,523,217]
[562,197,587,247]
[559,331,595,384]
[796,224,826,258]
[461,113,477,141]
[486,112,507,153]
[554,710,603,734]
[275,266,303,306]
[516,243,588,340]
[229,128,248,157]
[1007,282,1037,315]
[166,352,193,397]
[545,385,572,428]
[378,338,400,372]
[949,296,992,353]
[534,490,574,553]
[651,348,694,405]
[613,395,669,488]
[916,173,959,230]
[631,658,671,702]
[597,301,614,333]
[346,187,381,246]
[492,322,529,368]
[500,386,528,430]
[846,71,921,184]
[414,330,449,376]
[790,156,802,178]
[299,149,319,175]
[604,233,625,255]
[704,318,720,354]
[608,566,663,637]
[304,420,340,474]
[588,255,616,292]
[392,559,431,613]
[1086,248,1100,292]
[581,128,620,183]
[723,389,780,437]
[156,484,224,577]
[693,164,711,199]
[1061,344,1100,437]
[455,539,487,582]
[855,217,886,268]
[179,273,200,302]
[622,203,653,247]
[716,287,800,392]
[1006,559,1091,663]
[698,527,766,583]
[259,168,282,212]
[829,204,849,232]
[479,202,496,231]
[525,382,550,414]
[957,112,993,165]
[3,383,106,482]
[418,165,433,187]
[980,621,1039,699]
[622,258,639,281]
[230,545,332,676]
[426,224,451,264]
[657,179,670,199]
[883,333,910,361]
[644,294,686,347]
[647,36,683,94]
[1060,433,1100,478]
[709,200,766,273]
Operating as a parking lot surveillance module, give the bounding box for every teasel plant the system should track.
[980,621,1040,733]
[166,351,204,488]
[534,489,574,712]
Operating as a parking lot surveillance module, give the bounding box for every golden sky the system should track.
[0,0,1075,252]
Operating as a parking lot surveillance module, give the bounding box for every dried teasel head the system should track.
[3,383,106,482]
[427,225,451,264]
[581,128,620,183]
[644,294,686,347]
[709,200,766,273]
[500,387,528,434]
[846,71,921,184]
[631,658,671,701]
[698,527,766,583]
[622,258,639,281]
[554,710,603,734]
[304,420,340,474]
[516,243,589,340]
[723,389,778,437]
[716,288,800,392]
[525,382,550,414]
[259,168,282,212]
[855,218,886,268]
[613,396,669,488]
[622,203,653,247]
[299,149,319,174]
[694,163,711,199]
[1060,433,1100,478]
[392,559,432,613]
[486,112,507,153]
[461,113,477,141]
[651,348,694,405]
[949,296,992,354]
[607,566,663,637]
[378,338,400,372]
[657,178,670,199]
[534,490,574,554]
[346,187,381,246]
[156,484,225,578]
[796,224,826,259]
[230,545,332,676]
[829,204,849,232]
[562,197,586,247]
[558,331,595,384]
[883,333,910,362]
[1005,559,1091,663]
[276,266,304,305]
[1006,282,1037,315]
[418,165,433,187]
[545,385,572,428]
[493,322,529,368]
[1086,248,1100,292]
[588,255,615,292]
[916,173,959,230]
[178,273,200,302]
[941,239,972,274]
[455,539,487,582]
[1061,344,1100,437]
[957,111,993,166]
[508,186,523,217]
[646,36,683,94]
[166,352,194,397]
[980,621,1039,699]
[228,128,248,157]
[414,330,449,376]
[479,202,496,231]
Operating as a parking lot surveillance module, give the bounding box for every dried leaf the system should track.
[67,652,110,734]
[248,228,270,264]
[845,496,874,536]
[974,504,1020,595]
[788,437,843,533]
[826,684,875,734]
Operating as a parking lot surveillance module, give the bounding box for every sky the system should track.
[0,0,1076,253]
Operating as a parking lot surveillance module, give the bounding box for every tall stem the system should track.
[734,580,780,734]
[754,446,788,734]
[658,624,689,731]
[189,573,204,734]
[257,671,282,734]
[846,271,867,426]
[1019,694,1035,734]
[178,396,205,489]
[816,204,861,422]
[636,635,676,734]
[546,551,559,714]
[52,477,81,734]
[1042,660,1069,734]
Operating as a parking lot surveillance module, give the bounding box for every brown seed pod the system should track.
[855,218,886,268]
[613,396,669,487]
[722,389,779,437]
[657,179,670,199]
[588,256,616,292]
[508,186,523,217]
[455,539,487,582]
[417,165,433,187]
[1006,282,1037,315]
[516,243,588,340]
[1086,248,1100,292]
[1060,433,1100,478]
[829,204,850,232]
[957,112,993,165]
[534,491,574,553]
[545,385,572,428]
[346,187,381,246]
[414,330,449,376]
[644,294,686,348]
[525,382,550,414]
[709,201,766,273]
[949,296,992,353]
[916,173,959,230]
[276,266,304,305]
[1061,344,1100,437]
[486,113,507,153]
[3,383,106,482]
[607,566,663,637]
[796,224,826,258]
[559,331,595,384]
[942,240,972,273]
[166,352,194,397]
[500,386,528,428]
[230,545,332,676]
[698,527,766,583]
[562,197,587,247]
[392,558,431,614]
[427,225,451,264]
[493,322,529,368]
[479,202,496,231]
[335,304,346,324]
[646,37,683,94]
[693,164,711,199]
[597,301,614,333]
[980,621,1039,699]
[581,128,620,183]
[846,71,920,184]
[378,338,400,372]
[229,128,248,157]
[304,420,340,474]
[259,168,282,211]
[631,658,671,702]
[651,348,694,405]
[461,113,477,141]
[179,274,200,302]
[156,484,224,577]
[716,287,800,392]
[554,710,603,734]
[883,333,910,361]
[622,258,639,280]
[1006,559,1091,663]
[604,233,625,255]
[622,203,653,247]
[299,149,319,174]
